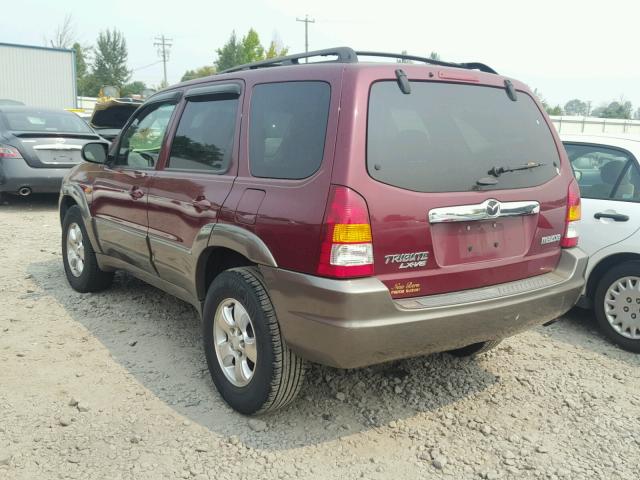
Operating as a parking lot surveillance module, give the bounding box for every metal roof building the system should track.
[0,42,76,109]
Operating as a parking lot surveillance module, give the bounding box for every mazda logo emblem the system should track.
[486,200,500,217]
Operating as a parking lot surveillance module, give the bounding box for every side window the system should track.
[249,81,330,180]
[116,102,176,169]
[564,143,636,201]
[613,161,640,202]
[168,95,239,173]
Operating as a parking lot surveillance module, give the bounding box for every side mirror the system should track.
[82,142,108,164]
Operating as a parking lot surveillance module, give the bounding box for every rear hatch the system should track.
[1,109,100,168]
[363,79,568,298]
[90,99,141,141]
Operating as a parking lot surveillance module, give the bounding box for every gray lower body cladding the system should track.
[260,248,588,368]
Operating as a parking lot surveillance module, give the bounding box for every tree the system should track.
[635,107,640,120]
[429,51,441,61]
[215,29,289,71]
[215,31,245,71]
[564,99,588,116]
[181,65,217,82]
[397,50,413,64]
[242,29,264,63]
[121,81,148,97]
[265,40,288,59]
[547,105,564,116]
[533,89,563,116]
[92,29,130,89]
[47,14,75,49]
[592,100,633,119]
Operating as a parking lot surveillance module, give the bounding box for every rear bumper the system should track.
[261,248,588,368]
[0,158,69,193]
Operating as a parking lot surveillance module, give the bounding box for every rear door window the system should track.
[367,81,560,192]
[249,81,330,179]
[564,143,639,201]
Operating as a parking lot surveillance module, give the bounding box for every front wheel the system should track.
[594,262,640,353]
[203,267,305,414]
[62,205,114,292]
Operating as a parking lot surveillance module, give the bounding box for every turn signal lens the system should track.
[561,179,581,248]
[332,224,372,243]
[318,186,374,278]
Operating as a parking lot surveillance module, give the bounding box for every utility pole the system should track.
[154,34,173,86]
[296,14,315,62]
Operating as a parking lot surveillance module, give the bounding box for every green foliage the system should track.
[181,65,217,82]
[546,105,564,116]
[77,74,101,97]
[72,42,88,78]
[93,29,130,88]
[265,41,288,59]
[635,107,640,120]
[215,29,289,71]
[592,100,634,119]
[429,51,441,61]
[121,81,148,97]
[242,29,264,63]
[214,31,245,71]
[564,99,588,116]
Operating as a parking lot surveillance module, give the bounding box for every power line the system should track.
[296,14,315,62]
[153,34,173,86]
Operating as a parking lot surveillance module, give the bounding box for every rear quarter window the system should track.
[249,81,330,180]
[367,81,560,192]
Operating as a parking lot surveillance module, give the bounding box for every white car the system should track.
[561,134,640,352]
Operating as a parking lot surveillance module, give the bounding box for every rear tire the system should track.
[203,267,305,415]
[62,205,114,292]
[448,340,501,357]
[594,262,640,353]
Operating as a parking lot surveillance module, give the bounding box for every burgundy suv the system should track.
[59,48,587,414]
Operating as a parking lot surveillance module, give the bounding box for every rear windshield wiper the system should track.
[487,161,546,178]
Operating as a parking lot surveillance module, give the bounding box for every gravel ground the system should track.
[1,195,639,480]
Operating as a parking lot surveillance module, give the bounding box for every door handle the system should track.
[129,187,144,200]
[192,198,212,211]
[594,212,629,222]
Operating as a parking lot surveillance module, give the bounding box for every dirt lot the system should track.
[1,195,639,480]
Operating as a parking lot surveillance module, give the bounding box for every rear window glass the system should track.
[2,110,93,133]
[249,82,330,179]
[367,82,560,192]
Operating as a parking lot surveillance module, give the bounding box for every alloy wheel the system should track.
[213,298,257,387]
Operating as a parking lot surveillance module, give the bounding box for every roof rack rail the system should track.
[217,46,497,75]
[354,51,498,74]
[219,47,358,74]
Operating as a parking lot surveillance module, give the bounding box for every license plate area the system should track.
[36,150,82,165]
[431,217,530,266]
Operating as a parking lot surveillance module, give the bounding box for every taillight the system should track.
[560,179,581,248]
[0,144,22,159]
[317,185,374,278]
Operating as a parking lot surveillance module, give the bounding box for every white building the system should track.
[0,42,76,109]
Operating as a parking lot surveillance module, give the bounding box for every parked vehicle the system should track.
[562,134,640,352]
[0,106,102,198]
[89,98,142,142]
[59,47,587,414]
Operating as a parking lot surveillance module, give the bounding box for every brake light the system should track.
[560,179,581,248]
[0,144,22,159]
[318,186,374,278]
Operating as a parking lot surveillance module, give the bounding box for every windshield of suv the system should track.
[367,81,560,192]
[2,110,93,134]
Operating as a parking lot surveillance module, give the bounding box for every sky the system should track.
[3,0,640,110]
